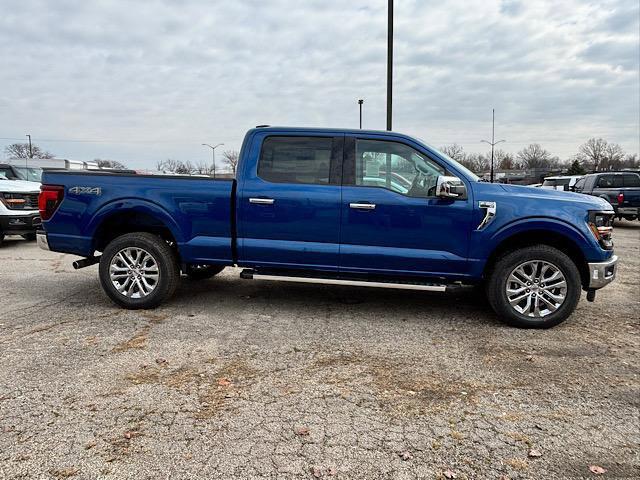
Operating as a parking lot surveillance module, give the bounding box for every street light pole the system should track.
[201,143,224,179]
[26,134,33,168]
[386,0,393,131]
[481,109,505,183]
[358,99,364,129]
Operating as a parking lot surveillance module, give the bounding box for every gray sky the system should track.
[1,0,638,169]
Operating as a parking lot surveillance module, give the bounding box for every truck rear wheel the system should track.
[185,264,225,280]
[99,232,179,309]
[486,245,581,328]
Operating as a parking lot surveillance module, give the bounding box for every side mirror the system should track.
[436,175,466,199]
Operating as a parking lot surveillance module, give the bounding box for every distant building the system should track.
[3,157,99,170]
[481,168,564,185]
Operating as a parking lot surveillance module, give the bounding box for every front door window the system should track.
[355,139,445,198]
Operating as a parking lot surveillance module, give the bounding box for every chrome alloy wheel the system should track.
[506,260,567,318]
[109,247,160,298]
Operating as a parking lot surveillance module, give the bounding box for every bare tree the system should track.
[176,160,195,175]
[440,144,466,162]
[599,143,625,171]
[577,138,608,171]
[623,153,640,169]
[517,144,553,169]
[194,161,214,175]
[222,150,240,175]
[494,150,516,170]
[463,153,489,173]
[156,158,195,174]
[95,159,127,169]
[4,143,54,159]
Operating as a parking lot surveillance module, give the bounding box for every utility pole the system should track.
[481,109,505,183]
[386,0,393,131]
[358,99,364,129]
[202,143,224,179]
[26,134,33,169]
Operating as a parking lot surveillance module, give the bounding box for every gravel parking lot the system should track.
[1,222,638,479]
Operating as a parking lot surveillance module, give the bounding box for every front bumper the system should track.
[0,213,41,235]
[587,255,618,289]
[36,230,50,251]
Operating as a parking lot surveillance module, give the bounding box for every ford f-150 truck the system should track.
[37,127,618,328]
[0,173,41,245]
[573,171,640,222]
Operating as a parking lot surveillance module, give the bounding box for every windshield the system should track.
[0,167,17,179]
[12,166,43,182]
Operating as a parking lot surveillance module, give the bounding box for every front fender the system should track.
[489,217,593,252]
[467,216,608,278]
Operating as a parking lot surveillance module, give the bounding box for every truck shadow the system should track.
[172,274,500,328]
[614,218,640,229]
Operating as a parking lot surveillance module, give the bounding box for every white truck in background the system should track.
[0,172,41,246]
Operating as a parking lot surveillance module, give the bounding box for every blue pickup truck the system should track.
[37,127,618,328]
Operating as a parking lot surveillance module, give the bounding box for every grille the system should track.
[23,193,39,209]
[2,192,39,210]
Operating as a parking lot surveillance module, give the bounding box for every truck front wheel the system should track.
[486,245,581,328]
[98,232,180,309]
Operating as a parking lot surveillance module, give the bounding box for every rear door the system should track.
[237,132,343,271]
[338,136,473,277]
[621,174,640,208]
[594,174,623,204]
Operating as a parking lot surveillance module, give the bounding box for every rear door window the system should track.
[258,136,334,185]
[597,175,623,188]
[623,174,640,187]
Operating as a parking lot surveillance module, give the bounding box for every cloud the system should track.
[0,0,637,167]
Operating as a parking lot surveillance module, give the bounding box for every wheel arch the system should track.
[89,200,182,258]
[483,228,590,289]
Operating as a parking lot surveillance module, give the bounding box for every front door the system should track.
[237,132,343,271]
[339,136,473,277]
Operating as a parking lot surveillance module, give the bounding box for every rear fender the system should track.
[87,198,184,246]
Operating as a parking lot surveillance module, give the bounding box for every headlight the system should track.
[588,210,614,250]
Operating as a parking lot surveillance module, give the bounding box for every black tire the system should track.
[486,245,581,328]
[22,233,36,241]
[623,215,637,221]
[98,232,180,309]
[0,232,4,246]
[185,264,225,280]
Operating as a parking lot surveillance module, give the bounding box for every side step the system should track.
[240,269,447,292]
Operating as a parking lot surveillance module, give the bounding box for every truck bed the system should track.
[41,171,236,263]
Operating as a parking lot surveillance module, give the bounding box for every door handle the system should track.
[349,202,376,210]
[249,198,275,205]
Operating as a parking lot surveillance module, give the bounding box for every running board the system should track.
[240,270,447,292]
